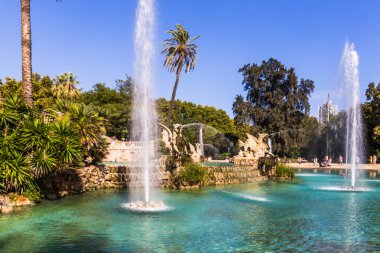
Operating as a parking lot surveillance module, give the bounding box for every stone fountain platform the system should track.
[121,201,172,212]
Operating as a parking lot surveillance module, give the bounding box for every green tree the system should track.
[363,82,380,154]
[66,103,107,161]
[233,58,315,157]
[52,72,80,100]
[0,74,57,112]
[162,24,200,126]
[32,74,55,111]
[79,76,134,140]
[156,98,240,158]
[0,94,82,193]
[0,78,22,99]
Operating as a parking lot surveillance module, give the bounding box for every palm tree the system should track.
[67,103,107,159]
[162,24,199,126]
[20,0,33,106]
[52,72,80,100]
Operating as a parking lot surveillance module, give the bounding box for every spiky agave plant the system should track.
[51,119,81,168]
[67,103,107,159]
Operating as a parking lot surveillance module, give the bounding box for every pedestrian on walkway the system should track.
[339,155,343,166]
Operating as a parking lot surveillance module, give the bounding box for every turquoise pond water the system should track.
[1,174,380,252]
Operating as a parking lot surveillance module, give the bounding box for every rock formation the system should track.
[160,124,202,164]
[233,133,273,165]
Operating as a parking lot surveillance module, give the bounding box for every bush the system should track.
[179,163,207,185]
[220,153,230,160]
[276,163,295,179]
[23,189,43,203]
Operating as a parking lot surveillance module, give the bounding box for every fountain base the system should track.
[315,186,371,192]
[122,201,172,212]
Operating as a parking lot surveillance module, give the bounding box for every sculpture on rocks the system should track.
[160,123,202,170]
[234,133,273,165]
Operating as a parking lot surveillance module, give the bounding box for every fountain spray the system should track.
[132,0,156,205]
[342,42,363,187]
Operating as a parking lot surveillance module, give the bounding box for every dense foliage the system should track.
[363,82,380,155]
[276,164,295,179]
[156,98,240,158]
[4,68,380,196]
[0,74,107,195]
[78,76,134,140]
[178,163,207,185]
[233,58,316,157]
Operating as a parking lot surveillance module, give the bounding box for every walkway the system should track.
[288,162,380,173]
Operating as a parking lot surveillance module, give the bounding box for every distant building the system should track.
[318,94,338,124]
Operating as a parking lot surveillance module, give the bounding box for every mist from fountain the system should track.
[315,42,368,193]
[123,0,169,212]
[199,125,204,156]
[268,138,272,154]
[181,123,217,157]
[342,42,364,188]
[181,123,233,159]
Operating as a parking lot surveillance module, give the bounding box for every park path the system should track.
[288,162,380,171]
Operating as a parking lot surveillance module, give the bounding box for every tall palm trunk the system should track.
[21,0,33,106]
[167,63,183,126]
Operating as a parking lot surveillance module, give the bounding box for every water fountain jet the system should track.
[315,42,368,192]
[122,0,170,212]
[343,42,364,189]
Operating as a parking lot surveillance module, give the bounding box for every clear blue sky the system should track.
[1,0,380,117]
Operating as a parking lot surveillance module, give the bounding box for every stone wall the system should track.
[204,165,266,186]
[40,165,169,198]
[164,161,268,189]
[40,163,267,195]
[1,160,278,213]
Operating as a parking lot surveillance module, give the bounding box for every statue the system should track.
[159,123,202,169]
[234,133,273,165]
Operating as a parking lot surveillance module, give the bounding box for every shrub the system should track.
[276,163,295,179]
[23,188,43,203]
[220,153,230,160]
[179,163,207,185]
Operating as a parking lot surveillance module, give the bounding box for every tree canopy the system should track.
[233,58,315,156]
[0,73,107,196]
[363,82,380,154]
[78,76,134,140]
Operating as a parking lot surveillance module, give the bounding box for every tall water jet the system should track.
[123,0,169,211]
[268,138,272,154]
[342,42,364,188]
[199,125,204,157]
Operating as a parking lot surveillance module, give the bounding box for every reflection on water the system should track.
[1,177,380,252]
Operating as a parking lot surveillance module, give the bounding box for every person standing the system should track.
[339,155,343,166]
[373,154,377,166]
[369,155,373,165]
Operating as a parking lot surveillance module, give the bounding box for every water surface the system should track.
[1,174,380,252]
